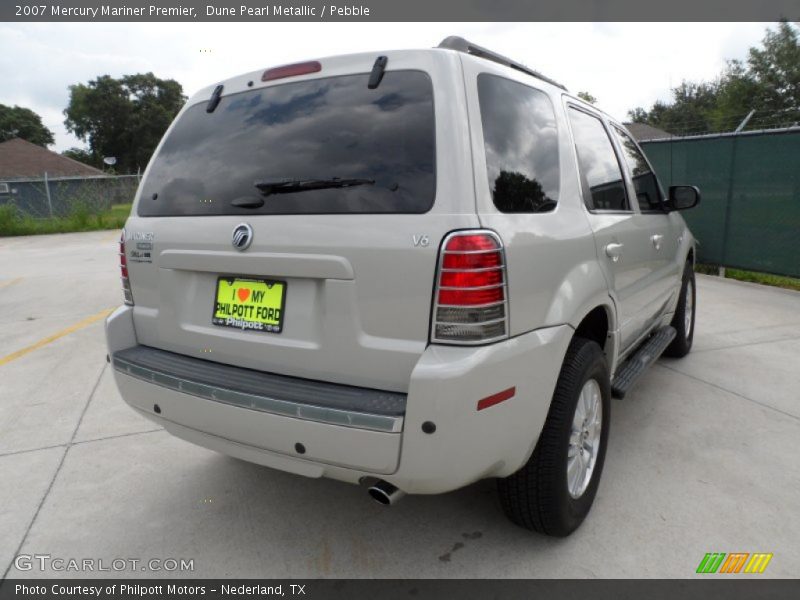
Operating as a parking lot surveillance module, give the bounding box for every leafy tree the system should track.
[628,21,800,135]
[629,81,720,135]
[62,147,98,167]
[492,170,555,212]
[0,104,55,146]
[747,21,800,109]
[577,91,597,104]
[64,73,185,173]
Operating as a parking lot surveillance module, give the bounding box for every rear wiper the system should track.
[254,177,375,196]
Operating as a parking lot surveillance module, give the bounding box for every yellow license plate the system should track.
[212,277,286,333]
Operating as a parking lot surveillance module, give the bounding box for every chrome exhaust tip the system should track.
[368,480,405,506]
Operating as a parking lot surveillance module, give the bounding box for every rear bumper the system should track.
[113,345,405,433]
[106,305,572,494]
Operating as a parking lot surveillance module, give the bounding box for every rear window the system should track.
[477,74,560,213]
[137,70,435,216]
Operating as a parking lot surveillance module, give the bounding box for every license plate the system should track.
[212,277,286,333]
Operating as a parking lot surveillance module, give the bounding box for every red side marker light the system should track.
[477,387,516,411]
[262,61,322,82]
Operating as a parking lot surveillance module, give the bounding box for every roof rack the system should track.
[438,36,568,91]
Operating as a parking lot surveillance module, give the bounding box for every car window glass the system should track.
[568,108,629,211]
[612,125,664,212]
[138,71,435,216]
[478,74,560,213]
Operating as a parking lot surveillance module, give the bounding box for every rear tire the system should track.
[497,336,610,536]
[664,260,696,358]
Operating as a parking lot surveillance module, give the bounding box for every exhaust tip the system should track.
[368,486,393,505]
[367,480,404,506]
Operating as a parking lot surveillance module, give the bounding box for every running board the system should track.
[611,326,676,399]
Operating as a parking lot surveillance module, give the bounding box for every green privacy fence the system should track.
[641,128,800,278]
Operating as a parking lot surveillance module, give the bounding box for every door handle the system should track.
[605,242,624,262]
[651,234,664,251]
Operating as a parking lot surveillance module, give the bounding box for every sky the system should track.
[0,22,772,152]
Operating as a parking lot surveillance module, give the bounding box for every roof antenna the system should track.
[206,84,224,113]
[368,56,388,89]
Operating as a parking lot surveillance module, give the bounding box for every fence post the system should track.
[719,135,739,270]
[43,171,54,218]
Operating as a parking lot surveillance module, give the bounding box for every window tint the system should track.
[611,125,664,212]
[478,74,559,213]
[138,71,435,216]
[568,108,628,211]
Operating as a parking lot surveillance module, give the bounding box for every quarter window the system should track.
[568,108,629,211]
[478,74,560,213]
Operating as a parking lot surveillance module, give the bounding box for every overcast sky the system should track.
[0,22,772,152]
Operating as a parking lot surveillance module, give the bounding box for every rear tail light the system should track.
[431,230,508,344]
[119,230,133,306]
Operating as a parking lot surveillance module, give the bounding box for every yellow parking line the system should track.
[0,277,23,290]
[0,308,113,367]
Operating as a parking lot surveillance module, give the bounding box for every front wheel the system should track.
[497,336,610,536]
[664,260,696,358]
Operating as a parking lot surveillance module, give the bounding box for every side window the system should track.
[477,74,560,213]
[611,125,664,213]
[568,108,629,211]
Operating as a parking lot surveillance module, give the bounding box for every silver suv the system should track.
[107,37,700,536]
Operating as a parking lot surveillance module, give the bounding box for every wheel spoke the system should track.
[568,452,583,495]
[587,393,599,426]
[592,397,602,431]
[574,391,586,423]
[583,384,593,417]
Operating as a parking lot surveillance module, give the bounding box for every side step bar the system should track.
[611,326,676,399]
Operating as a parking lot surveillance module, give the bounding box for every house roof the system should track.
[622,122,673,141]
[0,138,104,179]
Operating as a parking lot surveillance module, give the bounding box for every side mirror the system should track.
[667,185,701,211]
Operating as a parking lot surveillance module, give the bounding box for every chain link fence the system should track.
[0,173,139,219]
[641,127,800,279]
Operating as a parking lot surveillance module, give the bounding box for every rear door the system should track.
[123,51,478,393]
[566,105,661,351]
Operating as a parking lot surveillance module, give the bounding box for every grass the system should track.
[724,268,800,292]
[695,263,800,292]
[0,203,131,236]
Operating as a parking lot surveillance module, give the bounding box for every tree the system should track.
[577,91,597,104]
[0,104,55,146]
[628,21,800,135]
[629,81,720,135]
[62,147,98,167]
[64,73,185,173]
[492,170,554,212]
[733,20,800,128]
